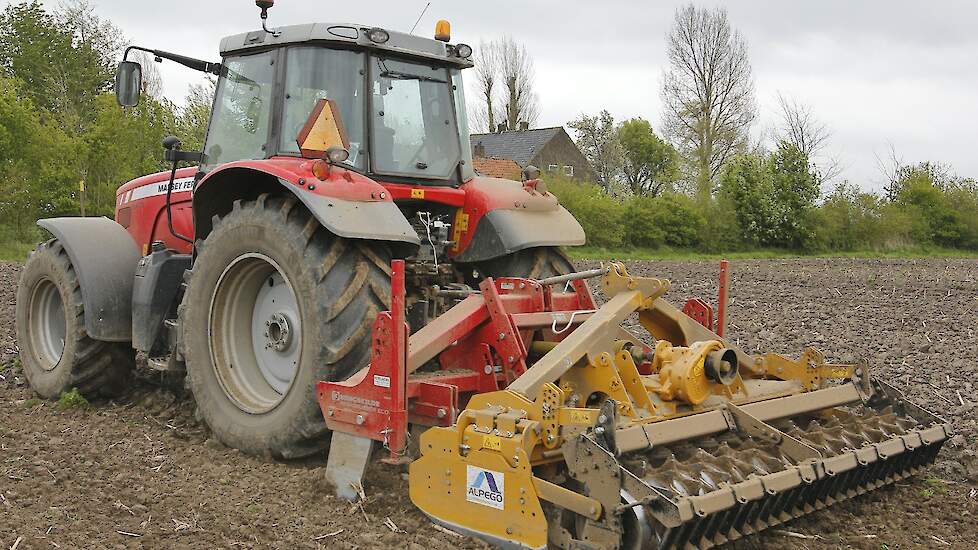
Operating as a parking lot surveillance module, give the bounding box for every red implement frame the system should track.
[317,263,597,460]
[682,260,730,336]
[717,259,729,337]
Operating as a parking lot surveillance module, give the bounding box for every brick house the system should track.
[471,157,522,180]
[469,126,597,182]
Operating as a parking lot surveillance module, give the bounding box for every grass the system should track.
[919,477,950,499]
[567,245,978,261]
[3,356,22,373]
[0,226,40,261]
[0,238,35,261]
[56,388,89,410]
[22,397,41,408]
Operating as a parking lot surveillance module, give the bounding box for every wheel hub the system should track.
[29,278,66,370]
[209,254,303,413]
[264,312,292,352]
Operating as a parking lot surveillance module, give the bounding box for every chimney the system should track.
[473,142,486,157]
[496,122,508,133]
[518,121,529,131]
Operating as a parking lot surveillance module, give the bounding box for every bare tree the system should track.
[497,37,539,130]
[661,4,756,197]
[469,40,499,133]
[774,93,828,157]
[775,92,841,183]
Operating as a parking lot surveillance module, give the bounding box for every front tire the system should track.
[15,240,133,399]
[181,195,390,458]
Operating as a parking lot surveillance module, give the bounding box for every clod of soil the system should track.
[2,258,977,549]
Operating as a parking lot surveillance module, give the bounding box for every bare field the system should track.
[2,258,976,549]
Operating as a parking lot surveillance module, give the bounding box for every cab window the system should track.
[203,52,276,170]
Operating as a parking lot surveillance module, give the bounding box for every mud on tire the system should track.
[180,194,391,459]
[15,240,134,399]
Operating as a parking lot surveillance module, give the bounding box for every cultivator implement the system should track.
[320,262,950,549]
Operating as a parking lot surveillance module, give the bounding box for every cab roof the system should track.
[220,23,474,68]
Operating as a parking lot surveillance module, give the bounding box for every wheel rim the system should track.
[29,279,66,370]
[209,253,302,414]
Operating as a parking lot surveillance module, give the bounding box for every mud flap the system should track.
[37,217,140,342]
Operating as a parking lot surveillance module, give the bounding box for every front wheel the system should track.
[15,240,133,399]
[180,195,391,459]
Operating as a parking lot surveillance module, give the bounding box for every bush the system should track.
[548,177,626,248]
[625,193,704,248]
[543,145,978,255]
[815,184,886,251]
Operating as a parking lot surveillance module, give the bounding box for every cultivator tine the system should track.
[324,431,374,501]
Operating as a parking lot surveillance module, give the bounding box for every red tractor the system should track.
[15,3,584,459]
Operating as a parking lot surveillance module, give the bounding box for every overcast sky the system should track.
[10,0,978,190]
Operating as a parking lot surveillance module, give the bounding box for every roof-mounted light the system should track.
[454,43,473,59]
[434,20,451,42]
[366,27,390,44]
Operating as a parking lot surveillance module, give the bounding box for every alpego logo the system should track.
[466,465,505,510]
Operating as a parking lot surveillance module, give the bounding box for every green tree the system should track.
[175,78,216,152]
[0,75,80,235]
[618,118,679,197]
[769,141,819,249]
[568,110,622,190]
[717,153,775,246]
[82,94,175,216]
[891,166,967,247]
[0,1,117,131]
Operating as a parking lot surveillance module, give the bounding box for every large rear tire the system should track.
[15,240,134,399]
[478,246,575,279]
[180,194,391,459]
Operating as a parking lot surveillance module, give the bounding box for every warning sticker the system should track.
[373,374,391,388]
[466,465,505,510]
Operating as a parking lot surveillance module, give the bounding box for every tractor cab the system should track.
[117,11,476,186]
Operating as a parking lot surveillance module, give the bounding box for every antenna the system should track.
[409,2,431,34]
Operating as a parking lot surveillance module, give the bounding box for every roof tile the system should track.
[469,127,562,167]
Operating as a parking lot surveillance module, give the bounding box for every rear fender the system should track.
[451,177,585,263]
[193,161,420,256]
[36,217,140,342]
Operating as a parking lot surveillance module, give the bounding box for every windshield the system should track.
[203,52,276,169]
[280,47,366,169]
[369,56,461,179]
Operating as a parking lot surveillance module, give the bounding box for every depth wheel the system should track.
[15,240,133,399]
[181,195,391,458]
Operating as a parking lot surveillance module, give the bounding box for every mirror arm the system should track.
[124,45,222,76]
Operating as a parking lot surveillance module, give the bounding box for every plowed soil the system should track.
[2,258,976,549]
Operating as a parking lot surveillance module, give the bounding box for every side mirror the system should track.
[115,61,142,107]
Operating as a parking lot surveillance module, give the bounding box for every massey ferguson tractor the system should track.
[15,3,949,549]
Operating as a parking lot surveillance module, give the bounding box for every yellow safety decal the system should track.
[411,188,425,199]
[822,366,853,379]
[482,434,502,451]
[568,410,593,424]
[451,211,469,252]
